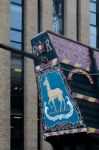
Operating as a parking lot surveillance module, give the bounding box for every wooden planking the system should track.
[61,63,99,132]
[61,64,99,99]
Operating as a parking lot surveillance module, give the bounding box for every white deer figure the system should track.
[43,77,65,111]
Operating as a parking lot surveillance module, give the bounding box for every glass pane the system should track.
[11,95,23,111]
[11,30,21,42]
[91,0,96,2]
[90,2,96,12]
[11,0,22,4]
[53,0,63,17]
[90,12,96,25]
[10,41,22,50]
[53,17,62,33]
[90,34,96,47]
[11,84,23,96]
[11,58,22,72]
[90,26,96,35]
[11,4,22,30]
[11,56,22,84]
[53,0,64,34]
[11,116,23,149]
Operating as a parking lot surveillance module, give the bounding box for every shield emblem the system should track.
[38,69,82,131]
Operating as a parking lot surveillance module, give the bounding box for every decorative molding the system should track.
[67,68,94,84]
[72,92,99,104]
[44,127,87,138]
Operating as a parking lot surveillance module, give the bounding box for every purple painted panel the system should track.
[94,51,99,70]
[48,33,91,71]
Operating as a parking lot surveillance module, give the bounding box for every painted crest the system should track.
[37,68,83,132]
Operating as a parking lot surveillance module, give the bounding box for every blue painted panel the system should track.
[39,71,80,129]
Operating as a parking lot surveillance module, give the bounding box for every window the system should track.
[90,12,96,25]
[11,0,22,4]
[10,1,24,149]
[90,2,96,12]
[90,0,97,47]
[10,0,23,50]
[52,0,64,34]
[11,30,22,42]
[90,26,96,47]
[91,0,96,2]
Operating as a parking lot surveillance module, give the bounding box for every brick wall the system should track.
[64,0,89,45]
[41,0,53,31]
[79,0,90,45]
[64,0,77,41]
[24,0,38,149]
[0,0,10,150]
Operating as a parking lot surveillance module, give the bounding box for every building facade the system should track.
[0,0,99,150]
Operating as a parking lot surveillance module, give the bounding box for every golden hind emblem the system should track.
[43,77,74,121]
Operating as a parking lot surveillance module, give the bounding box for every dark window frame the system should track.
[10,0,24,149]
